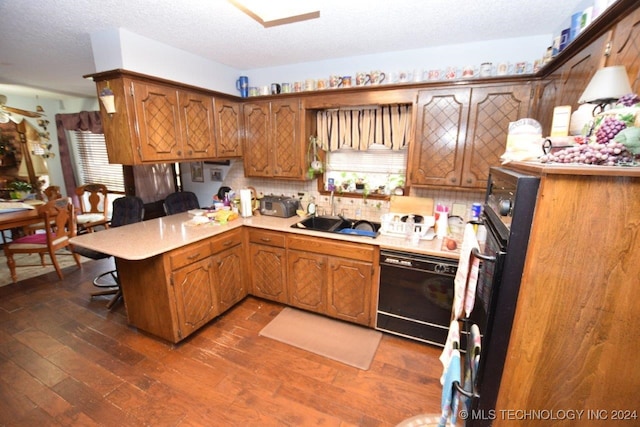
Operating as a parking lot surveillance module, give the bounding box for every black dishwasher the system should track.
[376,250,486,347]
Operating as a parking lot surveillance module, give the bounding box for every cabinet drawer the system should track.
[288,235,375,263]
[211,228,243,254]
[169,240,211,270]
[248,229,285,247]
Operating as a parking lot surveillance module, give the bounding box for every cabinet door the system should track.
[214,244,246,313]
[132,81,182,162]
[535,33,610,137]
[178,90,216,159]
[271,99,302,178]
[214,99,243,157]
[461,83,532,189]
[171,257,217,340]
[287,249,326,313]
[326,257,372,326]
[410,88,470,186]
[243,102,271,176]
[249,243,288,303]
[607,7,640,93]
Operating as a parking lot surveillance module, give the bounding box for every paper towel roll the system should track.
[240,189,253,217]
[436,211,449,238]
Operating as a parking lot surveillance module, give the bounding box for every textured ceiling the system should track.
[0,0,583,97]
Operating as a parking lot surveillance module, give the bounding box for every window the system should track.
[68,130,125,192]
[324,149,406,196]
[315,105,411,197]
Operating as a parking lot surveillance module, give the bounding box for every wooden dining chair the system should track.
[3,198,82,283]
[43,185,62,201]
[24,185,64,235]
[75,183,110,233]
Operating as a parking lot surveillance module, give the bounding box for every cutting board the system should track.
[389,196,434,216]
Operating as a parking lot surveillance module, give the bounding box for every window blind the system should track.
[70,130,125,193]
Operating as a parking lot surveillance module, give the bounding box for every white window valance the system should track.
[316,105,412,151]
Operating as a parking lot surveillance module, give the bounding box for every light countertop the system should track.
[70,213,460,261]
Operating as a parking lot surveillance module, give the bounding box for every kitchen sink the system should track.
[291,215,380,238]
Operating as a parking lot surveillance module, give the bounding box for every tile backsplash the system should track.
[222,160,484,221]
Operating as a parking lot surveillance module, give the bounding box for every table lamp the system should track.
[578,65,632,114]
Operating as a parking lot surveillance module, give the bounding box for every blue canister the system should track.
[236,76,249,98]
[471,203,482,221]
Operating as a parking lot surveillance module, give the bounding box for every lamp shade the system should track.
[578,65,632,104]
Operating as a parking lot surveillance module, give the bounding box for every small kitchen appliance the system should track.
[259,195,299,218]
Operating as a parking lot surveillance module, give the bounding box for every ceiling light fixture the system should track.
[228,0,320,28]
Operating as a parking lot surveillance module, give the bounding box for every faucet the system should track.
[330,190,336,216]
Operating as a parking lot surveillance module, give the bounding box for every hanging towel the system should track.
[439,349,461,427]
[461,324,482,412]
[452,223,480,319]
[439,320,460,385]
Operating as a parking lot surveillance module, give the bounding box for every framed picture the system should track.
[210,168,223,181]
[190,161,204,182]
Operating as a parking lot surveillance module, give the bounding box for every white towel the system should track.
[452,223,480,319]
[439,320,460,385]
[439,349,461,427]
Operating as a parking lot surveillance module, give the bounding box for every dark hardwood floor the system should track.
[0,258,444,426]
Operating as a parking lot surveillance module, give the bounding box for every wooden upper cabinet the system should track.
[90,71,243,165]
[178,90,216,159]
[410,84,531,190]
[243,102,271,176]
[132,81,182,162]
[410,87,470,187]
[243,99,305,179]
[461,83,532,189]
[133,84,215,161]
[271,99,302,178]
[533,33,609,137]
[607,6,640,92]
[213,98,243,158]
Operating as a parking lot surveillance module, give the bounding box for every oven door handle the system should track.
[472,247,496,263]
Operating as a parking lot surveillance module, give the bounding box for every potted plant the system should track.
[9,180,32,199]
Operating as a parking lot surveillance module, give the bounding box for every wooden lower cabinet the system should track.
[492,165,640,425]
[212,236,248,313]
[287,249,326,313]
[171,248,218,340]
[287,235,377,327]
[248,229,288,303]
[117,227,378,343]
[116,228,245,343]
[325,257,373,325]
[247,230,378,327]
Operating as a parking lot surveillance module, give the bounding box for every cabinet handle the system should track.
[177,150,182,156]
[260,237,271,242]
[466,178,472,184]
[451,178,457,183]
[223,241,233,247]
[187,253,200,260]
[188,150,193,155]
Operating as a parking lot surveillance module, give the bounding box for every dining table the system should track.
[0,201,44,239]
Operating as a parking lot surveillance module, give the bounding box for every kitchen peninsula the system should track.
[70,214,457,343]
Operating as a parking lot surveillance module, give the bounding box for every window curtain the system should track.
[55,111,102,203]
[316,105,412,151]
